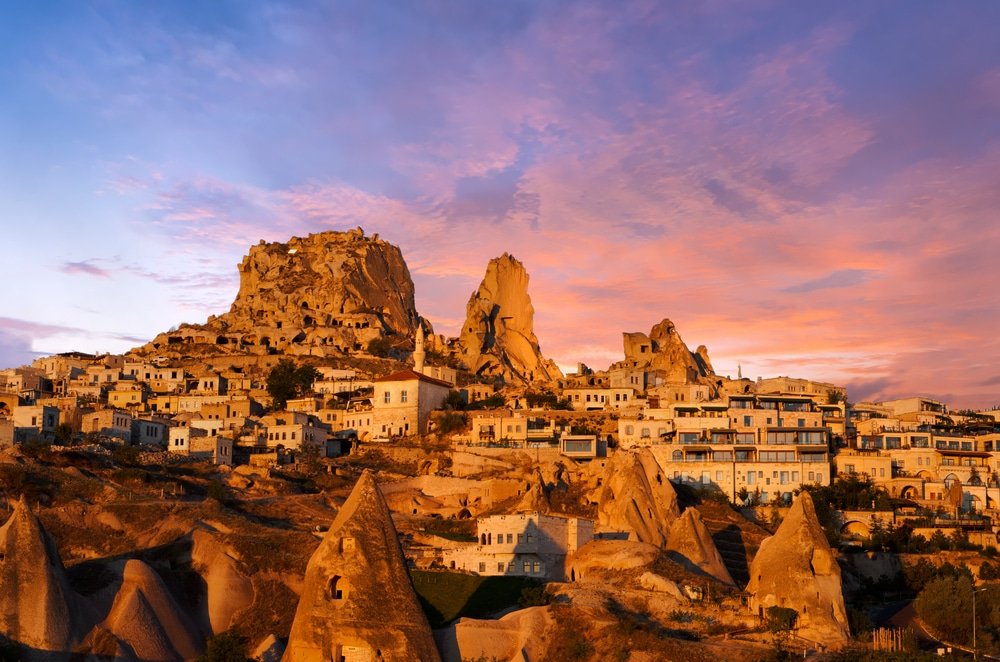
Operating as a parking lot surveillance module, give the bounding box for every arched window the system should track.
[672,450,683,461]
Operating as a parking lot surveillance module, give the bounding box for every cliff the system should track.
[136,228,424,357]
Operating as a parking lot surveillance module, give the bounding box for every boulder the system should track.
[568,539,660,582]
[0,496,78,653]
[638,572,686,599]
[746,492,849,648]
[596,449,680,547]
[284,470,440,661]
[455,254,561,385]
[666,508,734,585]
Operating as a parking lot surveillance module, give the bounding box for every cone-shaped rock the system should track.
[597,450,680,547]
[666,508,734,585]
[746,492,849,648]
[98,559,202,662]
[284,470,440,662]
[457,254,561,384]
[0,496,77,652]
[513,468,549,514]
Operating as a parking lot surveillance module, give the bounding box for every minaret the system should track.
[738,363,742,380]
[413,321,426,374]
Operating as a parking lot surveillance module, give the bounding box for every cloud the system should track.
[782,269,876,293]
[60,260,112,278]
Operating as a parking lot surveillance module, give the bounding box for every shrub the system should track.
[765,606,798,632]
[198,630,249,662]
[518,585,551,608]
[436,412,468,436]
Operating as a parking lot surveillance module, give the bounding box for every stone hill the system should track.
[284,470,440,661]
[137,228,424,357]
[746,491,849,648]
[616,318,716,385]
[456,253,561,385]
[0,496,78,654]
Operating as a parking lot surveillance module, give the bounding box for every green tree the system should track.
[266,359,319,410]
[366,337,392,358]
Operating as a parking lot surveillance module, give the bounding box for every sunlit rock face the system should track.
[746,491,850,648]
[284,470,441,662]
[620,318,716,384]
[456,253,562,385]
[137,228,425,356]
[596,449,680,547]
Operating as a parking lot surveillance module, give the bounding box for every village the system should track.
[2,230,998,661]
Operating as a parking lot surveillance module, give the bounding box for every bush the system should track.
[765,606,798,632]
[206,479,229,503]
[111,444,141,466]
[366,337,392,358]
[518,585,551,608]
[436,412,468,436]
[198,630,249,662]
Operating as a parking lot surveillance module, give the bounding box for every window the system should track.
[507,533,513,543]
[498,562,505,572]
[523,561,531,573]
[400,390,408,403]
[845,464,855,474]
[383,391,391,404]
[797,418,805,427]
[532,562,541,574]
[479,562,486,573]
[743,415,752,427]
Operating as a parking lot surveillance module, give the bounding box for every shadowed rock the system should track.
[746,492,849,648]
[0,496,78,654]
[96,559,202,662]
[666,508,734,585]
[284,470,440,662]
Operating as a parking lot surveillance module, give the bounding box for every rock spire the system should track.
[596,450,680,547]
[666,508,734,585]
[746,491,849,648]
[0,496,78,653]
[618,318,715,384]
[456,254,561,385]
[284,470,440,662]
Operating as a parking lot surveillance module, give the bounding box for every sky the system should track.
[2,1,999,409]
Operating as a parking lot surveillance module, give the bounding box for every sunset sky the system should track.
[2,1,999,408]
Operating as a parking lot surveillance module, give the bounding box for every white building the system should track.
[372,370,451,437]
[442,513,594,581]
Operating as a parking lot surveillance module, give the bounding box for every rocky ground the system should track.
[0,439,947,662]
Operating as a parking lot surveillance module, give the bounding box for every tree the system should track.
[366,337,392,358]
[266,359,319,410]
[53,423,74,445]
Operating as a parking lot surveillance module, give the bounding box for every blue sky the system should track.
[3,1,1000,407]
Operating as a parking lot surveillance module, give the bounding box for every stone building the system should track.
[372,370,451,437]
[442,513,594,581]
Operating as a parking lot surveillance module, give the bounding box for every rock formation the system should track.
[666,508,734,585]
[746,492,849,648]
[94,559,202,662]
[455,254,561,384]
[0,496,78,654]
[618,318,715,384]
[596,449,680,547]
[190,528,255,635]
[137,228,424,357]
[284,470,440,662]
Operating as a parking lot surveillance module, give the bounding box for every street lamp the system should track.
[974,587,988,661]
